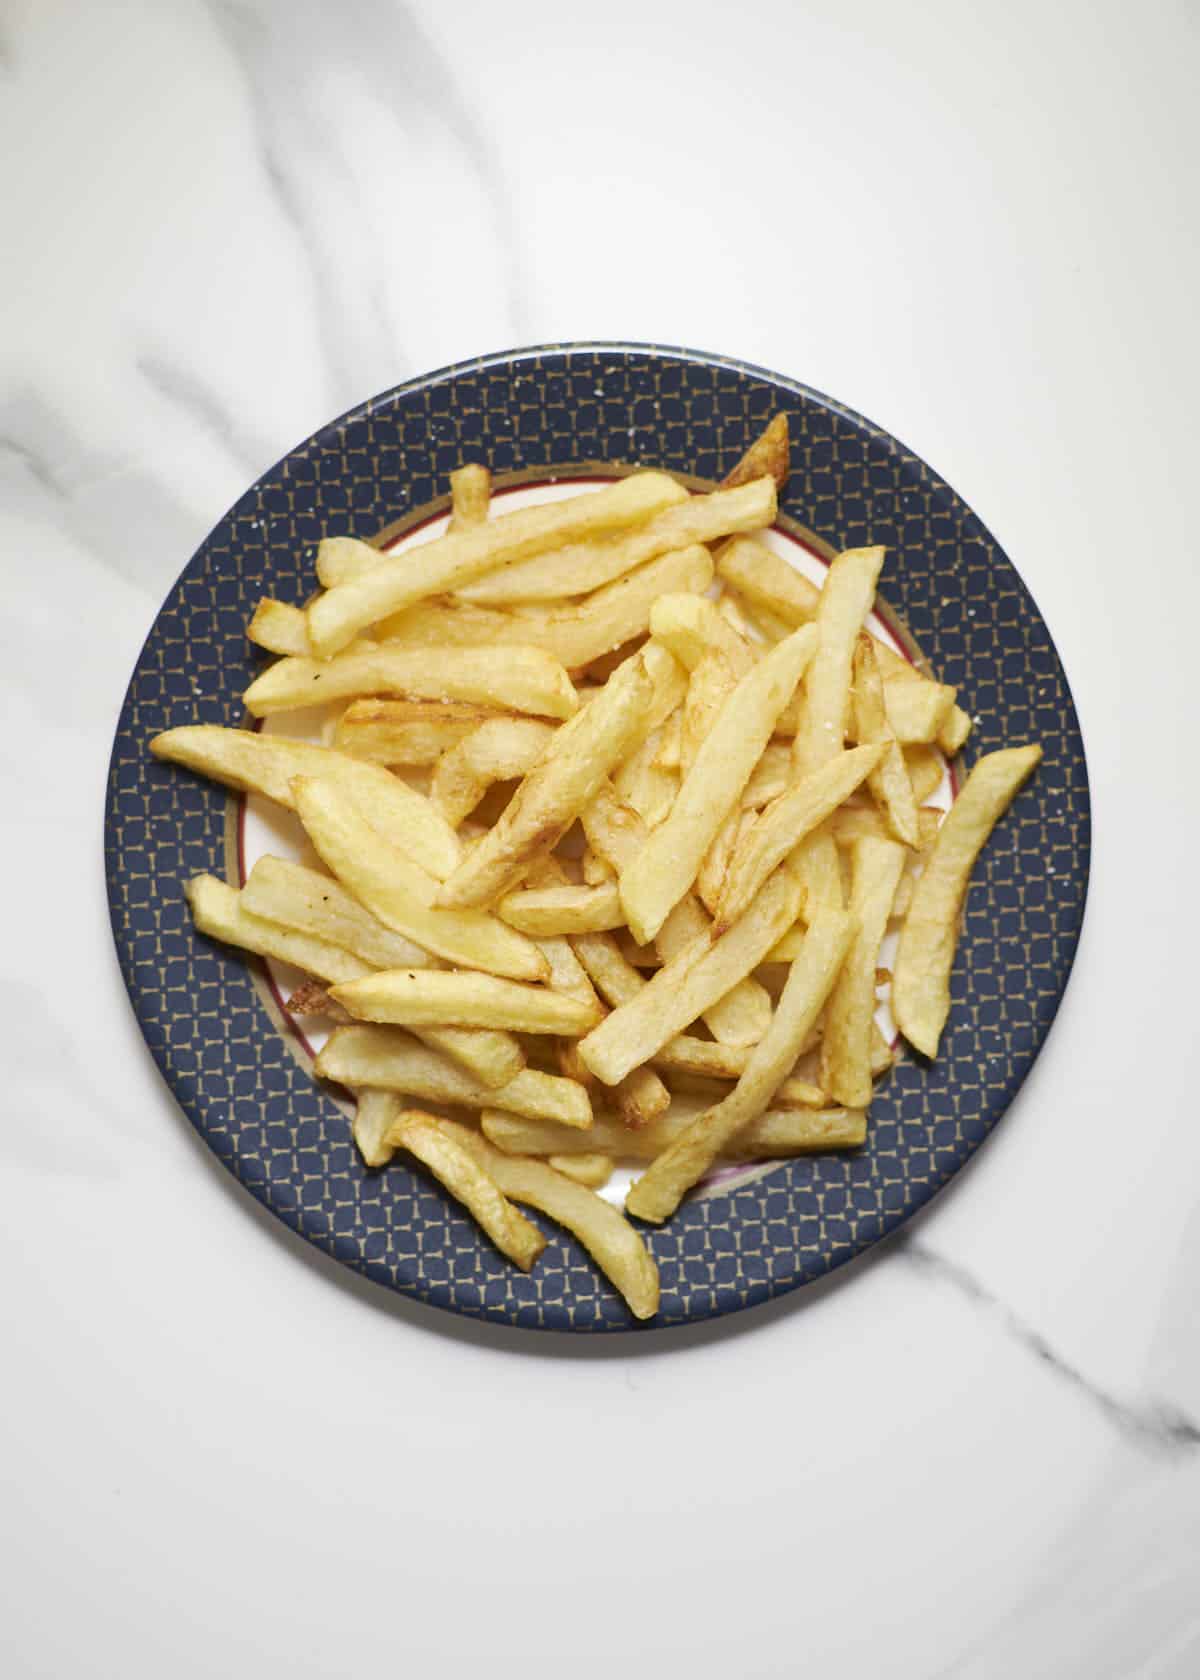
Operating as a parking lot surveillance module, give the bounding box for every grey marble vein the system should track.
[136,350,265,476]
[903,1236,1200,1459]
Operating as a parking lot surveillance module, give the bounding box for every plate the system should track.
[105,342,1090,1331]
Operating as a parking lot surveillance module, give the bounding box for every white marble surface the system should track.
[2,2,1198,1675]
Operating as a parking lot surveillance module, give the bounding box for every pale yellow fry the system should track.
[248,598,311,657]
[315,534,384,588]
[307,471,684,656]
[793,547,885,774]
[333,698,497,765]
[679,649,738,777]
[442,1120,659,1319]
[570,929,645,1008]
[330,969,598,1035]
[626,907,856,1220]
[715,744,884,932]
[871,676,957,745]
[184,875,371,984]
[649,591,757,675]
[831,806,941,848]
[581,847,614,885]
[547,1152,614,1188]
[534,935,604,1021]
[614,1064,672,1129]
[408,1025,525,1090]
[871,1023,896,1077]
[640,639,690,727]
[482,1104,865,1162]
[447,463,491,532]
[716,534,822,626]
[695,806,749,917]
[652,708,683,771]
[819,838,905,1107]
[458,478,772,605]
[938,704,974,757]
[375,544,713,671]
[498,880,625,937]
[620,625,818,944]
[431,717,555,827]
[580,867,805,1086]
[241,855,434,970]
[853,639,919,847]
[292,776,549,982]
[243,643,578,722]
[317,1025,592,1127]
[721,414,790,491]
[353,1088,403,1168]
[903,744,947,806]
[149,725,462,881]
[893,744,1042,1057]
[612,723,678,828]
[436,653,652,909]
[389,1110,546,1271]
[740,741,794,808]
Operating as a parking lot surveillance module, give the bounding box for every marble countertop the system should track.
[3,2,1197,1676]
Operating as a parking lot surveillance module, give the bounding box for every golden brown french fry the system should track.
[819,838,905,1107]
[436,653,653,909]
[715,535,821,626]
[447,463,491,532]
[248,598,312,657]
[648,591,757,676]
[482,1104,866,1162]
[831,805,942,848]
[332,698,499,765]
[497,881,625,937]
[389,1109,546,1271]
[695,807,750,917]
[458,478,773,605]
[241,855,434,970]
[652,707,683,771]
[292,776,549,982]
[284,979,352,1020]
[580,867,805,1086]
[581,847,614,885]
[330,969,598,1035]
[307,471,685,656]
[353,1088,403,1167]
[713,744,884,933]
[376,544,713,670]
[876,676,957,745]
[533,935,605,1022]
[315,534,383,588]
[853,639,919,847]
[893,744,1042,1057]
[619,625,818,944]
[149,725,462,881]
[740,742,794,808]
[903,744,947,806]
[317,1026,592,1127]
[720,414,790,492]
[184,874,371,984]
[938,704,974,757]
[431,718,555,827]
[679,650,738,777]
[871,1023,896,1076]
[614,1064,672,1129]
[612,723,678,828]
[626,907,855,1221]
[547,1152,614,1189]
[243,643,578,722]
[570,929,645,1008]
[442,1120,659,1319]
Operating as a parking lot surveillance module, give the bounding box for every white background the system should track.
[2,3,1197,1676]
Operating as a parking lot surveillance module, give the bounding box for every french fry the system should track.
[696,807,753,918]
[431,718,555,827]
[149,725,462,881]
[938,704,974,757]
[614,1064,672,1129]
[579,866,805,1086]
[482,1104,866,1162]
[389,1109,546,1271]
[649,592,757,676]
[441,1120,659,1319]
[612,723,678,828]
[581,847,614,885]
[307,470,685,656]
[721,414,790,491]
[248,598,312,657]
[853,639,919,847]
[903,743,948,806]
[871,1023,896,1076]
[626,907,855,1221]
[715,534,821,626]
[893,744,1042,1057]
[447,463,491,532]
[315,534,384,588]
[819,838,905,1107]
[740,741,794,808]
[292,776,549,982]
[330,969,598,1035]
[353,1087,403,1168]
[570,929,645,1008]
[241,855,434,970]
[184,874,371,984]
[333,698,503,766]
[679,650,738,777]
[497,881,625,937]
[284,979,352,1021]
[375,544,714,671]
[458,478,773,605]
[242,643,578,723]
[652,707,683,771]
[436,653,653,909]
[830,805,941,848]
[715,745,884,932]
[547,1152,614,1189]
[619,625,818,944]
[876,676,957,745]
[533,935,605,1022]
[287,979,520,1089]
[317,1025,592,1127]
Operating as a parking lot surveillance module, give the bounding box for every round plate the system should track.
[105,342,1090,1332]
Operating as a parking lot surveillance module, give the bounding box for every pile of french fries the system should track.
[151,417,1041,1320]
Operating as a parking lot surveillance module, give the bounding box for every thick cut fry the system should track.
[640,640,690,727]
[436,654,653,909]
[315,534,384,588]
[903,744,948,806]
[938,704,974,757]
[581,847,614,885]
[285,979,352,1020]
[679,650,738,777]
[612,723,677,828]
[459,478,773,605]
[614,1064,672,1129]
[533,936,604,1021]
[482,1104,866,1162]
[695,807,749,917]
[580,867,805,1086]
[292,777,548,982]
[448,463,491,532]
[241,856,433,970]
[830,805,941,849]
[248,598,311,657]
[715,745,884,932]
[333,698,502,766]
[149,725,462,881]
[619,625,818,944]
[652,708,683,771]
[330,969,598,1035]
[441,1121,658,1318]
[893,744,1042,1057]
[626,908,856,1220]
[721,414,790,491]
[184,875,371,984]
[498,881,625,937]
[547,1153,613,1189]
[819,838,905,1107]
[854,639,919,847]
[389,1110,546,1271]
[243,643,578,722]
[376,544,714,671]
[431,718,555,827]
[716,535,821,626]
[307,471,684,656]
[875,676,958,745]
[570,929,645,1008]
[740,741,794,808]
[353,1088,403,1168]
[317,1026,592,1127]
[649,592,757,676]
